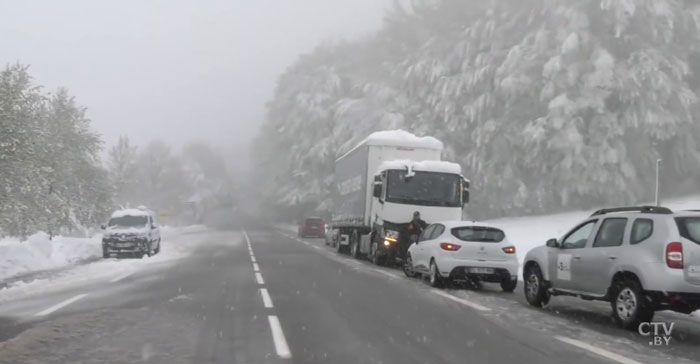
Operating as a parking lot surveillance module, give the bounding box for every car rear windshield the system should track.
[451,226,505,243]
[675,217,700,245]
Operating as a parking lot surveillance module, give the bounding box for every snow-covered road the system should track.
[0,224,699,364]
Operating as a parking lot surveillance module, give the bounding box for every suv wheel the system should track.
[524,264,549,307]
[611,279,654,330]
[429,259,444,288]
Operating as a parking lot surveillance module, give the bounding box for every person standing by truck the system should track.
[403,211,427,259]
[406,211,427,239]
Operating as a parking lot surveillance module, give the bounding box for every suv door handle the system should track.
[574,256,582,260]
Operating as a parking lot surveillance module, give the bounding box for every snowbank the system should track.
[0,225,216,301]
[0,233,102,281]
[483,195,700,265]
[0,225,211,282]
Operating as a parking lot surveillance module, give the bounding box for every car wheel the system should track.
[403,254,417,278]
[524,264,549,307]
[154,240,161,254]
[611,279,654,330]
[429,259,444,288]
[146,242,153,257]
[500,278,517,293]
[102,248,109,259]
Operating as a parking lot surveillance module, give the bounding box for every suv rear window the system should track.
[675,217,700,245]
[630,218,653,245]
[305,219,323,226]
[451,226,505,243]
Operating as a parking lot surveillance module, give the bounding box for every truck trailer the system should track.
[331,130,469,265]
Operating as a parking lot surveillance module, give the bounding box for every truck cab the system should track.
[331,130,469,266]
[368,160,469,264]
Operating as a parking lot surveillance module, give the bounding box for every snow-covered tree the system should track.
[254,0,700,220]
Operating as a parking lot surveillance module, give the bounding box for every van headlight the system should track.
[384,229,400,242]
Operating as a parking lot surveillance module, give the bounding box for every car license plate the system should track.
[468,267,494,274]
[117,242,131,248]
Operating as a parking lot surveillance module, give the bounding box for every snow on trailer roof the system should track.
[337,130,443,161]
[377,160,462,175]
[110,208,152,218]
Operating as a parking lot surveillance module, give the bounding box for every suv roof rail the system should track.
[590,206,673,217]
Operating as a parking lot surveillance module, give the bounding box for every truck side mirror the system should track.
[462,179,470,204]
[372,182,382,198]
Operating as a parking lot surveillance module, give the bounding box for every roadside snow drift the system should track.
[0,225,211,282]
[0,233,101,281]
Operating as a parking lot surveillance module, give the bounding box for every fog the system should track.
[0,0,391,156]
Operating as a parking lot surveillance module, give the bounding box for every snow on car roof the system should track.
[338,130,443,160]
[110,208,151,218]
[377,160,462,175]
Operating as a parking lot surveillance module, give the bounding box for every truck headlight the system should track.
[384,229,400,242]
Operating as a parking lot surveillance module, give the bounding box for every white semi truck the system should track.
[331,130,470,265]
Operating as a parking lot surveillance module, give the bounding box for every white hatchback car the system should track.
[404,221,519,291]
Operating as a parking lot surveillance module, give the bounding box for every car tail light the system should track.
[666,242,683,269]
[440,242,461,251]
[502,246,516,254]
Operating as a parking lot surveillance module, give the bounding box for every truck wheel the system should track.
[429,259,444,288]
[350,230,361,259]
[524,264,549,307]
[610,278,654,330]
[403,254,416,278]
[370,242,383,266]
[336,233,346,254]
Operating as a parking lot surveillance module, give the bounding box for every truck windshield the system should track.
[385,170,461,207]
[108,215,148,227]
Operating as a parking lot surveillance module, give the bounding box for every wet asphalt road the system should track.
[0,227,698,364]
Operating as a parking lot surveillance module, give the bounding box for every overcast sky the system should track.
[0,0,391,154]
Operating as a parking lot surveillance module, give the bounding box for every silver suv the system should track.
[523,206,700,330]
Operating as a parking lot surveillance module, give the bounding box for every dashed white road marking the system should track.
[268,315,292,359]
[260,288,274,308]
[109,271,134,283]
[431,290,492,312]
[243,231,251,244]
[253,263,260,272]
[251,255,257,263]
[255,272,265,284]
[555,336,643,364]
[34,294,89,317]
